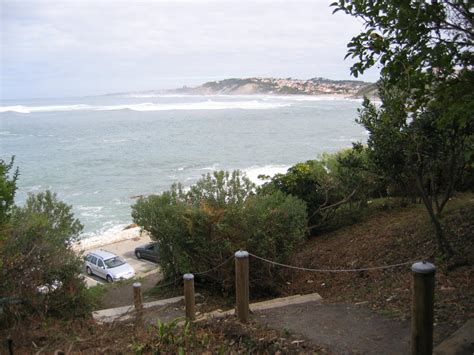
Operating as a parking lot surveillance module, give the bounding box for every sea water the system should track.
[0,93,367,243]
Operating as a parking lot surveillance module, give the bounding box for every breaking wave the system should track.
[0,101,290,113]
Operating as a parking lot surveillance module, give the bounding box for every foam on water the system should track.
[242,165,290,185]
[0,104,91,114]
[0,101,290,113]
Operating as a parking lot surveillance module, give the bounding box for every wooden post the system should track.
[183,273,195,321]
[411,261,436,355]
[133,282,143,313]
[235,250,249,323]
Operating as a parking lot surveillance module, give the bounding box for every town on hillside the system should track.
[171,77,376,97]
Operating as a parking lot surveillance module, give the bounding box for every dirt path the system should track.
[254,301,410,354]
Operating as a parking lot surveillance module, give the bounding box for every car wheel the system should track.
[135,251,141,259]
[86,266,93,276]
[106,275,113,283]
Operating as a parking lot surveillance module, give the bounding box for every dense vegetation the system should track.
[259,146,383,232]
[1,1,472,352]
[132,170,307,294]
[332,0,474,255]
[0,158,90,327]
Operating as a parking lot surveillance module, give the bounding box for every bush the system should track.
[0,157,18,230]
[132,171,307,294]
[1,191,90,325]
[259,146,383,232]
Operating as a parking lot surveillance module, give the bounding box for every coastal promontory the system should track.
[172,77,375,97]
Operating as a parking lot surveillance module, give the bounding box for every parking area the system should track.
[81,235,161,287]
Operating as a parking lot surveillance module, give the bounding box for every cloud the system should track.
[1,0,378,99]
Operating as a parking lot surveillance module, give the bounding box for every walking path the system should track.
[92,291,472,354]
[254,300,410,354]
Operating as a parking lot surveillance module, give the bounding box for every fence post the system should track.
[183,273,195,321]
[411,261,436,355]
[133,282,143,315]
[235,250,249,323]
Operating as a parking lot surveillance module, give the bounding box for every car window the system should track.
[147,245,154,251]
[104,256,125,268]
[98,259,105,268]
[86,254,93,262]
[91,256,98,265]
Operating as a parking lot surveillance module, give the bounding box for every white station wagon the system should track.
[85,250,135,283]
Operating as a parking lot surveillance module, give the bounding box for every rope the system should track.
[248,252,416,273]
[155,276,182,289]
[156,254,234,288]
[193,254,234,276]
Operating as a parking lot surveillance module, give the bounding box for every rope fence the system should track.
[193,254,234,276]
[127,249,436,353]
[155,254,235,288]
[248,252,419,273]
[155,251,418,290]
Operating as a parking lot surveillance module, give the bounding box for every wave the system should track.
[0,101,290,113]
[77,205,104,218]
[242,165,290,185]
[0,104,91,114]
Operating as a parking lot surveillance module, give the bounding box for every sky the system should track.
[1,0,380,100]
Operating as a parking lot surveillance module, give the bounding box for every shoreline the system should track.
[72,226,147,253]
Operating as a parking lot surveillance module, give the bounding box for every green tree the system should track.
[1,191,89,324]
[259,148,380,232]
[0,157,19,228]
[332,1,472,109]
[332,0,474,255]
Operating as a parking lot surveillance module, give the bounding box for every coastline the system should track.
[72,226,148,253]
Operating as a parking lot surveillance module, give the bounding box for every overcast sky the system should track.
[1,0,380,100]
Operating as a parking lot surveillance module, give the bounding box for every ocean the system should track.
[0,93,367,244]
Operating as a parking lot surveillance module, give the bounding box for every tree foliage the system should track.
[132,170,307,294]
[1,191,89,325]
[259,148,382,232]
[332,0,474,254]
[332,0,472,110]
[0,157,19,229]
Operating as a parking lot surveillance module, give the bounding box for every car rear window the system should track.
[104,256,125,268]
[91,256,98,265]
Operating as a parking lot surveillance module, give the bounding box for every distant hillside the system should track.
[355,82,378,98]
[172,77,374,97]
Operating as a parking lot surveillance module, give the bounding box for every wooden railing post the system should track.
[235,250,249,323]
[411,261,436,355]
[133,282,143,314]
[183,273,195,321]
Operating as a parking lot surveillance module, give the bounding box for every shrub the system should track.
[132,171,307,294]
[259,146,383,232]
[1,191,90,325]
[0,157,19,230]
